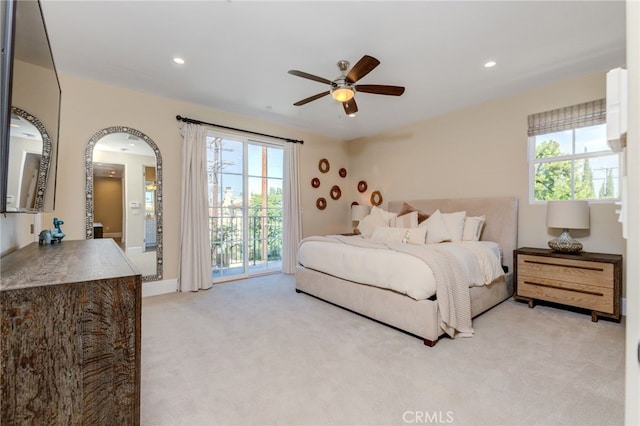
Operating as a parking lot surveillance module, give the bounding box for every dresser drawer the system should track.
[517,254,613,289]
[518,275,614,313]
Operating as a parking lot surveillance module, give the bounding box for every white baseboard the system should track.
[142,278,177,298]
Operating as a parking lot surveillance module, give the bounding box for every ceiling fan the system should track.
[288,55,405,116]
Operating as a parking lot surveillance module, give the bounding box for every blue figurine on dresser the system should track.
[38,217,66,245]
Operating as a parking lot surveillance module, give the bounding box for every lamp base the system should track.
[548,229,583,253]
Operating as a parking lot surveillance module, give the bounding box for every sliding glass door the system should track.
[207,132,283,281]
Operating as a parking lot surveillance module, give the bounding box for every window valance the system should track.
[527,99,606,136]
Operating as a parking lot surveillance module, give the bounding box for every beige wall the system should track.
[348,71,625,291]
[0,71,626,291]
[0,74,347,279]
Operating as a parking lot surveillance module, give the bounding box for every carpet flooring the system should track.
[140,273,624,426]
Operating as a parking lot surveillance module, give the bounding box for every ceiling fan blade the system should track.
[345,55,380,83]
[355,85,405,96]
[343,99,358,115]
[293,91,331,106]
[288,70,333,85]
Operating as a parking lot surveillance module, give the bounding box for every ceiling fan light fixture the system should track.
[331,86,355,103]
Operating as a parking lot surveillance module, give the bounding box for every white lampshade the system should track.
[351,204,370,221]
[546,200,590,230]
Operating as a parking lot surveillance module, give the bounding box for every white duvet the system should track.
[297,235,504,301]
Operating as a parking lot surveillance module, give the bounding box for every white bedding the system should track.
[297,236,504,301]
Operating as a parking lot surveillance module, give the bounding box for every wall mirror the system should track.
[1,0,61,213]
[5,107,51,211]
[85,126,163,282]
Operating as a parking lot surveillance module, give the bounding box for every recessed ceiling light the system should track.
[484,60,497,68]
[348,113,356,118]
[173,57,185,65]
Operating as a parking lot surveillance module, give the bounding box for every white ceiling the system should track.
[39,1,626,141]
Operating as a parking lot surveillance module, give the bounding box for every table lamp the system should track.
[546,200,590,253]
[351,204,370,234]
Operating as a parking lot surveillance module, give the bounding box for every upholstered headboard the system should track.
[388,197,519,273]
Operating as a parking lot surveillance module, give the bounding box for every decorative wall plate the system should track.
[316,197,327,210]
[311,177,320,188]
[370,190,383,206]
[330,185,342,200]
[357,180,368,193]
[319,158,330,173]
[339,168,347,178]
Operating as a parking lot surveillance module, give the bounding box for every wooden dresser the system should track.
[513,247,622,322]
[1,239,142,424]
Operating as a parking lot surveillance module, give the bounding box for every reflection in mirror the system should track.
[85,126,163,282]
[2,0,62,213]
[6,107,51,211]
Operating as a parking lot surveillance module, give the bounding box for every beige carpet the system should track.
[141,273,624,426]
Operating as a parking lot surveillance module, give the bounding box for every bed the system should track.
[295,196,519,346]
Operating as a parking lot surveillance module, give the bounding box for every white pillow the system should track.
[462,215,486,241]
[405,227,428,245]
[393,211,418,228]
[441,211,466,242]
[371,226,427,245]
[358,213,388,237]
[358,206,397,237]
[419,209,452,243]
[371,206,397,224]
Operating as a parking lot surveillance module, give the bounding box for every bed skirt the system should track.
[295,265,513,346]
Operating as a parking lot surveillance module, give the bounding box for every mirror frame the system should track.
[85,126,163,282]
[8,106,52,211]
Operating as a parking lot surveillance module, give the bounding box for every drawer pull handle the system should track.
[523,280,604,297]
[523,259,604,272]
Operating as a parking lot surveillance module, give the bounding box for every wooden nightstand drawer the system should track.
[518,276,614,313]
[513,247,622,322]
[517,255,614,289]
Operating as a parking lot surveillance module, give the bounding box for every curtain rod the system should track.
[175,115,304,144]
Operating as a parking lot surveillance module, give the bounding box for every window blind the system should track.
[527,99,606,136]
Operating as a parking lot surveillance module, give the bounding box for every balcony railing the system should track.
[209,206,283,272]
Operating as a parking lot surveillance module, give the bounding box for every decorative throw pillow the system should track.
[419,209,452,243]
[398,202,430,224]
[393,211,418,228]
[371,226,427,245]
[462,215,486,241]
[371,227,406,243]
[441,211,466,242]
[405,226,428,245]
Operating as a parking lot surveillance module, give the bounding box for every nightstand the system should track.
[513,247,622,322]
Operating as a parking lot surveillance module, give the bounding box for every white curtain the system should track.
[282,142,302,274]
[179,123,212,291]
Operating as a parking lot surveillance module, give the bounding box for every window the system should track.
[528,99,621,202]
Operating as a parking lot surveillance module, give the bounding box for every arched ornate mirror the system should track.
[6,107,52,212]
[85,126,163,281]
